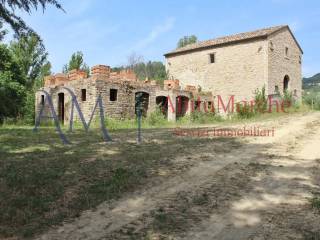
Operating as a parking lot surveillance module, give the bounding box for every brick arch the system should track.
[176,92,190,98]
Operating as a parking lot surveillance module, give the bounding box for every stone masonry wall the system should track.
[165,39,269,105]
[96,80,157,119]
[35,78,98,124]
[36,77,158,125]
[267,28,302,99]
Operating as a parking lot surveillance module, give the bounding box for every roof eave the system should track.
[164,35,268,58]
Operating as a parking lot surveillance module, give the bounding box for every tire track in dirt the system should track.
[181,114,320,240]
[104,162,268,240]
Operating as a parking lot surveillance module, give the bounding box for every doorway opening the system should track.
[58,93,65,124]
[156,96,168,117]
[176,96,189,118]
[283,75,290,92]
[135,92,149,117]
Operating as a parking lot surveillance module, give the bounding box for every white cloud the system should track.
[132,17,175,51]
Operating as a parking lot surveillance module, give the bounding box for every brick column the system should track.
[167,91,176,121]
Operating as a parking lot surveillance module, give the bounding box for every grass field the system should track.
[0,125,221,238]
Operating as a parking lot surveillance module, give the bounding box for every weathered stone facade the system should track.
[35,66,207,124]
[164,25,303,108]
[268,27,302,98]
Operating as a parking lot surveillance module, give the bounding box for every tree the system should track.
[6,34,52,124]
[126,52,144,70]
[0,20,7,41]
[130,61,167,84]
[0,43,26,123]
[63,51,90,74]
[36,61,51,87]
[125,53,167,84]
[177,35,198,49]
[10,33,49,89]
[23,60,51,122]
[0,0,63,37]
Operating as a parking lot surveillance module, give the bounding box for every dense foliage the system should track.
[10,33,49,89]
[0,44,25,123]
[303,90,320,110]
[0,34,51,124]
[132,61,167,84]
[115,53,167,85]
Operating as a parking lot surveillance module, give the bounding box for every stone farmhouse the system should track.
[35,25,302,124]
[165,25,303,102]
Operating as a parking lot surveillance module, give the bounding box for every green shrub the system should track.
[21,90,36,125]
[303,91,320,110]
[145,107,167,126]
[282,90,293,104]
[311,196,320,211]
[253,86,267,113]
[236,102,255,119]
[181,111,222,124]
[233,86,267,119]
[105,118,136,130]
[103,108,169,130]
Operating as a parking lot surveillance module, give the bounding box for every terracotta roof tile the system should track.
[164,25,288,56]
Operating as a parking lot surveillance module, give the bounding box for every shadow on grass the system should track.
[0,126,245,238]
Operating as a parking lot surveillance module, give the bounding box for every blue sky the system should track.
[5,0,320,77]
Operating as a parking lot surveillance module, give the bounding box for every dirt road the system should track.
[37,112,320,240]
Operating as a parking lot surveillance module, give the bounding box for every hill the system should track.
[303,73,320,89]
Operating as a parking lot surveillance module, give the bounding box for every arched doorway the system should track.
[283,75,290,92]
[58,93,65,124]
[156,96,168,117]
[135,92,149,117]
[176,96,189,118]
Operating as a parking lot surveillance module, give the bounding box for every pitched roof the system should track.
[164,25,303,57]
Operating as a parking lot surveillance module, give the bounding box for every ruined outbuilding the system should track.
[36,65,209,124]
